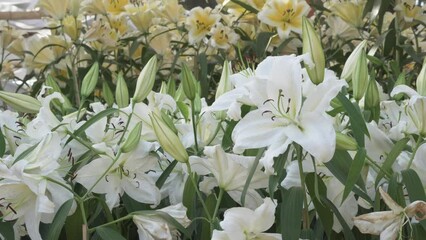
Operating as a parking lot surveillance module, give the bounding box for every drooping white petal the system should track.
[232,109,287,154]
[252,198,276,233]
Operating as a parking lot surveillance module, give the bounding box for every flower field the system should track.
[1,0,426,239]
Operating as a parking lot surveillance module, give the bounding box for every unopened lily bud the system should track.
[0,91,41,113]
[335,132,358,151]
[102,82,114,107]
[302,17,325,85]
[167,79,176,97]
[341,40,368,81]
[159,81,168,94]
[215,60,232,99]
[150,112,188,163]
[180,63,197,101]
[352,51,368,101]
[121,121,142,153]
[416,58,426,96]
[116,72,129,108]
[160,111,178,134]
[365,76,380,121]
[81,62,99,99]
[133,56,158,103]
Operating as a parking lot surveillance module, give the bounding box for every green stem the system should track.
[185,162,211,220]
[88,215,133,233]
[81,150,122,200]
[117,101,135,145]
[295,144,310,229]
[212,188,224,222]
[407,136,423,169]
[78,199,88,239]
[190,100,199,154]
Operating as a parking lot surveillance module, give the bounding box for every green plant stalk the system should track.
[81,149,122,200]
[185,162,212,220]
[406,136,423,169]
[211,187,224,235]
[295,144,310,229]
[117,101,136,145]
[88,215,133,233]
[78,199,88,239]
[190,100,199,154]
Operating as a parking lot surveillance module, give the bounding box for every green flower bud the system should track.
[341,40,367,81]
[365,75,380,122]
[45,75,61,92]
[150,112,188,163]
[180,63,197,101]
[215,60,232,99]
[0,91,41,113]
[102,82,114,107]
[133,56,158,103]
[81,62,99,98]
[121,121,142,153]
[302,17,325,85]
[336,132,358,151]
[352,51,368,101]
[417,58,426,96]
[116,72,129,108]
[45,75,73,112]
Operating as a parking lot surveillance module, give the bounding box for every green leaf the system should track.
[198,53,209,99]
[45,199,73,240]
[65,203,83,240]
[0,128,6,157]
[96,226,126,240]
[221,120,237,150]
[375,137,410,186]
[402,169,426,202]
[230,0,259,13]
[387,173,406,207]
[305,173,333,238]
[0,220,15,240]
[156,160,178,188]
[241,148,264,206]
[177,101,190,121]
[65,108,119,145]
[183,173,198,219]
[321,197,356,240]
[281,187,304,240]
[342,148,366,203]
[325,150,372,205]
[256,32,275,58]
[337,92,369,147]
[201,194,217,239]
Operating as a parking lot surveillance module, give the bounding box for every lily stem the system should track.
[186,162,212,220]
[295,144,310,229]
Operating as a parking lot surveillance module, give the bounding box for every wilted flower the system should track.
[133,203,191,240]
[354,187,426,240]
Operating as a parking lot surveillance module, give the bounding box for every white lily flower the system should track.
[133,203,191,240]
[231,55,346,173]
[0,160,74,240]
[354,187,426,240]
[75,141,161,209]
[212,197,281,240]
[189,145,268,209]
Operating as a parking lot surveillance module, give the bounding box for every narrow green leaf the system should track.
[256,32,275,58]
[65,203,83,240]
[230,0,259,13]
[321,197,356,240]
[241,148,264,206]
[176,101,190,121]
[305,173,333,238]
[198,53,209,99]
[0,128,6,157]
[156,160,178,188]
[221,120,237,150]
[388,173,406,207]
[96,226,126,240]
[281,187,304,240]
[402,169,426,201]
[325,150,372,205]
[201,194,217,239]
[65,108,119,145]
[342,148,366,203]
[0,220,15,240]
[375,137,409,186]
[183,173,198,219]
[337,92,369,147]
[45,199,74,240]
